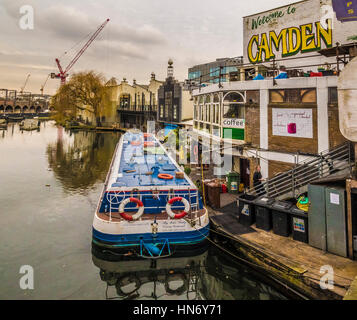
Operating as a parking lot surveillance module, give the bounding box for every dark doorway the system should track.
[240,158,250,188]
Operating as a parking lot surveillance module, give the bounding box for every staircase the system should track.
[249,142,354,200]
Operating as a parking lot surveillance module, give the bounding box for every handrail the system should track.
[248,141,353,199]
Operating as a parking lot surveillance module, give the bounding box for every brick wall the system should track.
[245,103,260,147]
[268,160,294,179]
[328,103,347,149]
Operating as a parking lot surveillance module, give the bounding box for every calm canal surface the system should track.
[0,121,288,300]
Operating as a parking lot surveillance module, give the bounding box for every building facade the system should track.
[188,57,243,85]
[77,73,163,129]
[191,0,357,188]
[157,60,194,126]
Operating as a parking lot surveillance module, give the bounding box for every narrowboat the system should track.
[92,130,209,258]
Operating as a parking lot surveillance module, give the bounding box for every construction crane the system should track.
[20,74,31,94]
[53,18,110,85]
[40,74,50,95]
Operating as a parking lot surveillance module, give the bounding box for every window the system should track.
[213,104,220,124]
[188,71,201,80]
[173,105,178,120]
[224,92,244,103]
[210,67,220,83]
[160,105,164,118]
[328,87,338,104]
[165,91,172,118]
[223,104,245,119]
[270,89,317,103]
[212,125,220,137]
[120,94,130,109]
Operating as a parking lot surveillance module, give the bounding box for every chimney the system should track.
[151,72,156,80]
[133,79,136,86]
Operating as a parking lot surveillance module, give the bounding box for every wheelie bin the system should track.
[254,196,275,231]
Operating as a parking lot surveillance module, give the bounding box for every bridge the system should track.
[0,88,52,114]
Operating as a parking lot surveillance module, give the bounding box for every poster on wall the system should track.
[272,108,313,138]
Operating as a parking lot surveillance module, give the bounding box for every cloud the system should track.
[36,5,167,47]
[1,1,167,47]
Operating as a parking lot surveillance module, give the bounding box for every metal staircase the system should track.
[249,142,354,199]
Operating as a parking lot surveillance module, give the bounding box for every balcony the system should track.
[117,104,157,114]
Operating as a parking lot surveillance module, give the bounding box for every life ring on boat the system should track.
[165,272,188,295]
[166,197,190,219]
[131,140,142,146]
[144,141,155,147]
[115,275,141,296]
[143,133,152,138]
[119,197,144,221]
[158,173,173,180]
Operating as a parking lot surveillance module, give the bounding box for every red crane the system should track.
[53,18,110,85]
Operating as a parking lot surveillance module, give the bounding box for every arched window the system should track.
[223,92,245,103]
[223,91,245,119]
[120,94,130,109]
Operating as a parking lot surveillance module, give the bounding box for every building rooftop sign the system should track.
[243,0,357,64]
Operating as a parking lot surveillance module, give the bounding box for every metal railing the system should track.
[105,189,200,221]
[249,142,354,199]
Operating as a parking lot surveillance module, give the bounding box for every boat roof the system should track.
[106,131,196,191]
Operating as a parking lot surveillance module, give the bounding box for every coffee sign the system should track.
[222,118,245,129]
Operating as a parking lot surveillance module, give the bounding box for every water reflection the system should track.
[92,244,287,300]
[46,129,120,192]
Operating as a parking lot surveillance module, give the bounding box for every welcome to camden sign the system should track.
[243,0,357,64]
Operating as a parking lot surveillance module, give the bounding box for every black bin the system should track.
[290,206,309,243]
[254,196,275,231]
[237,194,257,226]
[271,201,292,237]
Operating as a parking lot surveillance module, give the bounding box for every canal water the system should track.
[0,121,288,300]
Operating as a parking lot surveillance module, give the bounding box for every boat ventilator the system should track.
[139,239,172,259]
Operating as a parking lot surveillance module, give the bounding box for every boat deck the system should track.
[108,132,194,190]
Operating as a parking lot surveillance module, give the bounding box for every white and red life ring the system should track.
[166,197,190,219]
[119,197,144,221]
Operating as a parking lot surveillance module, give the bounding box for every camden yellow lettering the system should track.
[248,35,259,63]
[288,27,301,56]
[269,29,288,58]
[247,19,333,63]
[301,23,317,52]
[258,33,271,61]
[315,20,333,49]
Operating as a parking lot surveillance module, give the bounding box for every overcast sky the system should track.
[0,0,298,95]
